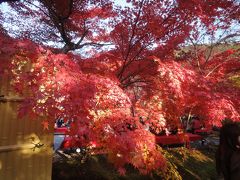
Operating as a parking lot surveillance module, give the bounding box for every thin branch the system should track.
[205,59,230,78]
[117,0,145,79]
[122,79,150,88]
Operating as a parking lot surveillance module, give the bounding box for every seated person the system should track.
[56,118,64,128]
[187,117,202,133]
[166,125,178,135]
[192,119,201,131]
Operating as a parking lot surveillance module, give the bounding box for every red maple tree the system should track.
[0,0,239,174]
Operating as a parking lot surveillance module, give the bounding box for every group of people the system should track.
[55,118,72,128]
[180,115,205,133]
[140,115,240,179]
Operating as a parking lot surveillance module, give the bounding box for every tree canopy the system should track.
[0,0,240,174]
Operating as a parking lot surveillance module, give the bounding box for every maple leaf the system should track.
[118,167,126,176]
[41,120,49,130]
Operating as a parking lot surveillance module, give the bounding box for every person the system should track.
[139,116,150,131]
[191,118,201,131]
[215,121,240,180]
[56,118,64,128]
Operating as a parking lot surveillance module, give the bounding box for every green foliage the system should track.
[157,148,182,180]
[159,147,217,180]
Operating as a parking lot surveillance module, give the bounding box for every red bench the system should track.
[155,133,202,146]
[194,128,212,135]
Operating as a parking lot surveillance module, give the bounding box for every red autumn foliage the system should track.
[0,0,240,174]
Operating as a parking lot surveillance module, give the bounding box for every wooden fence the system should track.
[0,72,53,180]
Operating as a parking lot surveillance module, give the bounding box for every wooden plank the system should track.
[0,144,35,153]
[0,103,8,146]
[0,70,54,180]
[0,96,24,102]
